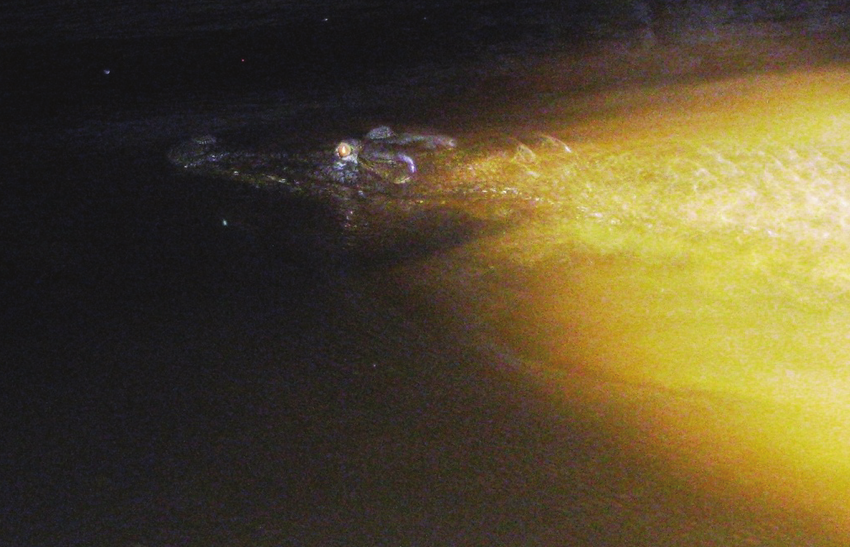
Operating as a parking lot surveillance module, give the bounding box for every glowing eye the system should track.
[336,142,352,158]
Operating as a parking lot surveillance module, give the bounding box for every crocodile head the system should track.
[168,126,458,191]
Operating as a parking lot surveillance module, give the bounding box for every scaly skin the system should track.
[167,126,535,239]
[168,126,458,194]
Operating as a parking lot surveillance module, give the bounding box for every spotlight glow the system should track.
[394,64,850,540]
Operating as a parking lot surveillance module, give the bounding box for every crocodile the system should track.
[168,126,458,195]
[168,125,536,256]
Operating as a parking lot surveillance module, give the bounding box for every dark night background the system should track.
[3,1,849,546]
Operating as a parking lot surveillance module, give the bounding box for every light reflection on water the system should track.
[383,66,850,542]
[16,22,850,547]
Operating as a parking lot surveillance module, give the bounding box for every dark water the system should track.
[4,11,845,546]
[2,22,576,547]
[2,54,602,544]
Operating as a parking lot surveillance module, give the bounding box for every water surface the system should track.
[5,23,850,547]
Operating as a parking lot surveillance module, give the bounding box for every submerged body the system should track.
[168,125,539,254]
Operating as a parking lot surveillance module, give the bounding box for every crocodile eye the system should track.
[336,141,353,158]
